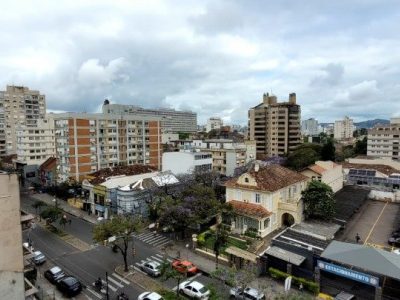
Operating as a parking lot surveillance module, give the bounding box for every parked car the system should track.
[178,280,210,299]
[44,266,65,284]
[335,291,355,300]
[391,231,400,238]
[56,276,82,297]
[140,260,161,277]
[229,287,266,300]
[172,259,198,275]
[137,291,164,300]
[32,251,46,265]
[388,237,400,246]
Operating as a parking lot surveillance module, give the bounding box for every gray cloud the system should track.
[0,0,399,124]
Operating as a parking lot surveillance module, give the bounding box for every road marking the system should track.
[111,272,130,285]
[107,275,124,288]
[151,256,163,263]
[153,239,171,247]
[133,266,147,275]
[145,236,167,244]
[86,288,102,299]
[155,254,163,258]
[191,272,202,281]
[138,232,153,239]
[364,201,388,245]
[101,280,117,292]
[142,235,163,243]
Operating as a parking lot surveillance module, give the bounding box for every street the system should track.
[21,194,229,299]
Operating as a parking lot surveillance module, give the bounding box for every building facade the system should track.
[0,107,6,156]
[16,116,56,165]
[301,118,320,136]
[334,116,355,140]
[0,86,46,155]
[248,92,301,159]
[206,117,223,132]
[191,139,256,176]
[53,113,162,183]
[301,161,343,193]
[367,118,400,161]
[102,101,197,133]
[162,151,212,175]
[224,164,309,238]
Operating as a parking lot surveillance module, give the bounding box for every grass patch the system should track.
[198,230,248,253]
[46,224,67,237]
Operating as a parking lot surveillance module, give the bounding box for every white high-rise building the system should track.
[0,86,46,155]
[367,118,400,160]
[301,118,320,136]
[206,117,223,132]
[334,116,355,140]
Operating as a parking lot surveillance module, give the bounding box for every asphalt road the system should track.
[21,194,229,299]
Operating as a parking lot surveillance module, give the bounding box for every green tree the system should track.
[93,215,142,271]
[40,206,62,224]
[160,260,187,299]
[354,136,367,155]
[302,181,335,220]
[321,138,336,161]
[286,147,320,171]
[178,132,190,140]
[213,224,228,269]
[32,200,47,218]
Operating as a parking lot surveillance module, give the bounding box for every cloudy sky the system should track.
[1,0,400,124]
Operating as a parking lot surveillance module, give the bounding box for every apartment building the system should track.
[248,92,301,159]
[206,117,223,132]
[102,100,197,133]
[16,116,56,165]
[334,116,355,140]
[301,118,320,136]
[162,151,212,175]
[0,86,46,154]
[53,113,162,183]
[191,139,256,176]
[0,107,5,156]
[367,118,400,160]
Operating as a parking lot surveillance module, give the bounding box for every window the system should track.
[264,218,270,229]
[255,193,260,203]
[245,177,249,183]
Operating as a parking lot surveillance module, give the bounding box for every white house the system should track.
[301,161,343,193]
[162,151,212,175]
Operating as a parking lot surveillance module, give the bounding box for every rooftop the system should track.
[228,200,271,219]
[225,164,308,192]
[342,162,399,176]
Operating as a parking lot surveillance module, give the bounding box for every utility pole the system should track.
[106,272,109,300]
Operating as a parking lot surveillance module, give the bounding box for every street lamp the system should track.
[53,196,58,209]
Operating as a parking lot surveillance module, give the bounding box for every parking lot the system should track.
[339,198,400,251]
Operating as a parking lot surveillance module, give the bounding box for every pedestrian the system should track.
[68,219,72,225]
[299,283,303,292]
[356,233,361,243]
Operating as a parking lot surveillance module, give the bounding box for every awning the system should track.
[264,246,306,266]
[225,246,258,263]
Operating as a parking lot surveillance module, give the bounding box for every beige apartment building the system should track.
[0,86,46,155]
[334,116,355,140]
[16,116,56,165]
[53,113,162,183]
[248,92,301,159]
[0,107,5,156]
[367,118,400,160]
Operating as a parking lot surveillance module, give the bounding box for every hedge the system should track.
[268,267,319,295]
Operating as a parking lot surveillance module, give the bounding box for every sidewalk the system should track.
[29,192,97,224]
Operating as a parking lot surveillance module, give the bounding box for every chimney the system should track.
[289,93,296,104]
[254,162,260,172]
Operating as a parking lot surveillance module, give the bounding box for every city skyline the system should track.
[1,1,399,125]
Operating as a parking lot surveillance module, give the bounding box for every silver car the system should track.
[140,260,161,277]
[230,287,266,300]
[32,251,46,265]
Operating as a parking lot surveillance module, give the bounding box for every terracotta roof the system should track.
[308,164,326,175]
[225,165,308,192]
[86,164,158,185]
[341,162,399,176]
[39,157,57,171]
[229,200,271,219]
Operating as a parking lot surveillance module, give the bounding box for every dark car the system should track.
[388,237,400,246]
[56,276,82,297]
[391,231,400,238]
[44,266,65,284]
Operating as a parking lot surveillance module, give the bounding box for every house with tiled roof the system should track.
[38,157,57,187]
[225,163,309,238]
[301,161,343,193]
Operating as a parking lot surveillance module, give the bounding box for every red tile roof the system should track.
[39,157,57,171]
[308,164,326,175]
[229,200,271,219]
[225,165,308,192]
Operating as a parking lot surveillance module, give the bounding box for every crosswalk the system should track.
[133,231,172,248]
[134,253,172,274]
[85,272,130,299]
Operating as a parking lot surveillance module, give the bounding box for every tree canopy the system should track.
[302,181,335,220]
[321,138,336,161]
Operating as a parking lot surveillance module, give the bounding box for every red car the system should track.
[172,259,198,275]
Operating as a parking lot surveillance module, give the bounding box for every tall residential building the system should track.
[248,92,301,158]
[206,117,223,132]
[0,107,5,156]
[53,113,162,183]
[16,116,56,165]
[0,86,46,155]
[301,118,320,136]
[367,118,400,160]
[334,116,355,140]
[102,100,197,133]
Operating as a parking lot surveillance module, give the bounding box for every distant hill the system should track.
[355,119,390,129]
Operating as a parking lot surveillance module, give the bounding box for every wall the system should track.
[368,190,400,203]
[348,158,400,170]
[162,152,194,175]
[0,173,25,300]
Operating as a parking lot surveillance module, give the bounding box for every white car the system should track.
[137,291,164,300]
[229,287,266,299]
[179,280,210,299]
[32,251,46,265]
[140,260,161,277]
